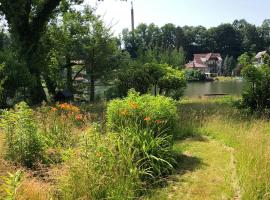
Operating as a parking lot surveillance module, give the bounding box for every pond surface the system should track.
[184,80,244,97]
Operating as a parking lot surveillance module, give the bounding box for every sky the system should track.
[85,0,270,35]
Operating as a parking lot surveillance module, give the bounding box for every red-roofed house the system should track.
[185,53,222,77]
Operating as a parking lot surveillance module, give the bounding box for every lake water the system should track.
[184,80,244,97]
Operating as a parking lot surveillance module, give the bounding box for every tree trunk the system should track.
[66,64,73,92]
[44,75,56,96]
[90,74,95,102]
[29,73,47,105]
[154,84,157,96]
[159,87,163,95]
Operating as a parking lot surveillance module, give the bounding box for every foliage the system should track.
[59,92,177,199]
[184,69,206,81]
[0,0,66,104]
[238,52,270,112]
[222,55,237,76]
[0,102,45,168]
[159,48,186,68]
[120,127,175,183]
[107,90,178,137]
[110,63,186,100]
[58,129,140,200]
[37,103,84,149]
[158,65,187,100]
[241,64,270,112]
[0,170,23,200]
[0,101,86,167]
[107,91,177,185]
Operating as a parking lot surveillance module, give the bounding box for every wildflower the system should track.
[51,107,57,112]
[76,114,83,121]
[155,120,163,124]
[129,101,139,109]
[144,117,151,121]
[58,103,80,113]
[68,112,73,117]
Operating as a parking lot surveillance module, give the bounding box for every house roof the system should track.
[194,53,222,64]
[255,51,267,59]
[186,53,222,68]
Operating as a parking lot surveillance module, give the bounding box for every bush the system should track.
[107,90,178,136]
[106,90,177,186]
[0,102,44,168]
[184,69,206,81]
[158,65,187,100]
[108,62,186,100]
[240,58,270,113]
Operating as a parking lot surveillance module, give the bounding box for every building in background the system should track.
[185,53,222,78]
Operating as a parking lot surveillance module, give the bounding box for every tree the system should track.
[161,23,176,51]
[70,7,118,102]
[209,24,242,58]
[222,55,236,76]
[0,0,83,104]
[160,48,185,68]
[158,65,186,100]
[110,62,186,100]
[259,19,270,50]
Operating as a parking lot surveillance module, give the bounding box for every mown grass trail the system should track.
[147,136,240,200]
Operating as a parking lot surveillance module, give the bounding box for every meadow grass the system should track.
[0,93,178,200]
[145,138,235,200]
[177,96,270,199]
[1,96,270,199]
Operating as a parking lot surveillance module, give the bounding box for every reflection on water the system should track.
[184,80,244,97]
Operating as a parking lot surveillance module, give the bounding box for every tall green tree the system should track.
[0,0,83,104]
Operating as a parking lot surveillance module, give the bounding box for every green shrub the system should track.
[107,90,177,185]
[184,69,206,81]
[107,90,178,136]
[239,52,270,113]
[157,64,187,100]
[108,63,186,100]
[0,102,44,168]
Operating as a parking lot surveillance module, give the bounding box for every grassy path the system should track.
[147,137,240,200]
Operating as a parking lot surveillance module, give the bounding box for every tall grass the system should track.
[57,128,141,200]
[0,102,45,168]
[57,92,179,199]
[178,97,270,199]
